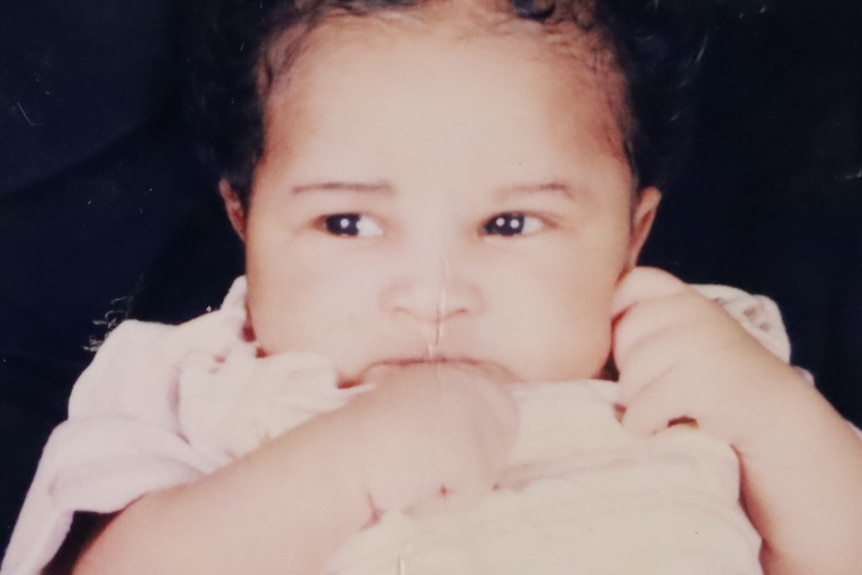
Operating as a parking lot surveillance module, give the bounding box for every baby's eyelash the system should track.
[482,213,544,236]
[321,214,383,237]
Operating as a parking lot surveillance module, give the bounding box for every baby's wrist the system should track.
[733,370,842,461]
[261,407,377,538]
[316,408,379,524]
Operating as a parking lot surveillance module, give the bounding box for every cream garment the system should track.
[323,380,761,575]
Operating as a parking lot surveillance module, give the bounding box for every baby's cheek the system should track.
[245,286,310,355]
[511,296,614,382]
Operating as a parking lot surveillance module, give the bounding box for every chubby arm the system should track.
[72,401,373,575]
[72,363,517,575]
[612,267,862,575]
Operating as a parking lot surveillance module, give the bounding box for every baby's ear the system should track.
[626,186,661,269]
[220,179,247,240]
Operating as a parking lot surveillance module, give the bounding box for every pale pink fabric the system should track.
[1,279,791,574]
[3,278,249,575]
[326,379,763,575]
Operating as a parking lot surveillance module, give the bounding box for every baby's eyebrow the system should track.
[495,181,577,201]
[291,181,394,196]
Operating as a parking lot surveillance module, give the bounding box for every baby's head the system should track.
[192,0,705,385]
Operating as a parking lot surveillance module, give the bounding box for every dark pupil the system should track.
[484,214,525,236]
[325,214,361,235]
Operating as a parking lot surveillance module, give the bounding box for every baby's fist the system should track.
[343,362,519,515]
[612,267,805,448]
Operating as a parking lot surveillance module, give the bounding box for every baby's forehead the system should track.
[261,0,624,104]
[258,2,632,170]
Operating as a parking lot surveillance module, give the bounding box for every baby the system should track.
[5,0,862,573]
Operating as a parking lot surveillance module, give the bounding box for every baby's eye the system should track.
[482,213,543,236]
[322,214,383,237]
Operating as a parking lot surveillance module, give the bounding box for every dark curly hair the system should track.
[183,0,708,207]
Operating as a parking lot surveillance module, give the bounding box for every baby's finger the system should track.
[435,377,519,475]
[612,292,698,364]
[620,370,697,436]
[612,266,690,318]
[615,324,681,403]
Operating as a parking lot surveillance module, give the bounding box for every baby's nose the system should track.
[378,256,484,324]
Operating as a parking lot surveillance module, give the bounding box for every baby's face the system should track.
[228,11,659,386]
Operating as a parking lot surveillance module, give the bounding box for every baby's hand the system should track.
[611,266,809,451]
[339,362,519,515]
[613,267,862,575]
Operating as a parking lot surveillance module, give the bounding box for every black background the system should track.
[1,0,861,559]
